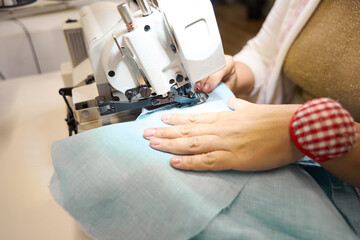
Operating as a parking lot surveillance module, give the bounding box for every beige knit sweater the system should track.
[283,0,360,121]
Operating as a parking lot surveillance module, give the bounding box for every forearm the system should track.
[320,122,360,188]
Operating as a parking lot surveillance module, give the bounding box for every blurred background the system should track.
[0,0,272,80]
[213,0,272,55]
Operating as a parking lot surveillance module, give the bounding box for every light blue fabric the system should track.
[50,83,359,240]
[51,84,253,239]
[193,166,359,240]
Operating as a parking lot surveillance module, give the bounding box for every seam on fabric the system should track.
[189,172,255,239]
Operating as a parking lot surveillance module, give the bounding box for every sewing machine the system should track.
[60,0,225,135]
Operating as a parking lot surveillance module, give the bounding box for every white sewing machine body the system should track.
[61,0,225,134]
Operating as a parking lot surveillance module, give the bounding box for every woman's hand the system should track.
[143,97,303,171]
[195,55,255,96]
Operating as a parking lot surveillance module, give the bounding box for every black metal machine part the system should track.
[59,87,78,136]
[59,80,208,136]
[58,75,95,136]
[97,83,208,116]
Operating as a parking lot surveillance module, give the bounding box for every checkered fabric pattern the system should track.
[289,98,357,162]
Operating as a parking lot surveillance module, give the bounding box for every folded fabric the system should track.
[50,83,358,240]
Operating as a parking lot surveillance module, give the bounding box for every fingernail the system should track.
[195,82,201,90]
[171,156,182,165]
[143,128,156,139]
[150,137,162,146]
[203,83,210,92]
[162,114,171,123]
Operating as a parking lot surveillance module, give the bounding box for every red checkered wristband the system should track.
[289,98,357,163]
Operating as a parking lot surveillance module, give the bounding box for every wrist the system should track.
[279,104,304,163]
[256,103,303,167]
[234,61,255,95]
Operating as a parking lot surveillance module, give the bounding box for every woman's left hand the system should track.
[143,97,303,171]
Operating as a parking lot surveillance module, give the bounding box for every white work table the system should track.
[0,72,92,239]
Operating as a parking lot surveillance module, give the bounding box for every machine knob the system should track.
[137,0,152,16]
[117,2,135,32]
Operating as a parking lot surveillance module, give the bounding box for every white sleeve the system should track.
[233,0,290,95]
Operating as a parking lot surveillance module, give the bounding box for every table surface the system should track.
[0,72,92,239]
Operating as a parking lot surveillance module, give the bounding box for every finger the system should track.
[201,67,231,92]
[170,151,234,171]
[227,97,251,111]
[197,55,234,93]
[149,135,222,155]
[201,71,226,93]
[195,78,207,91]
[162,112,222,125]
[143,123,218,140]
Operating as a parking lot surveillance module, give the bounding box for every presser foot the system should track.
[98,85,209,116]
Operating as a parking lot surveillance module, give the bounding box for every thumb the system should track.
[227,96,250,110]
